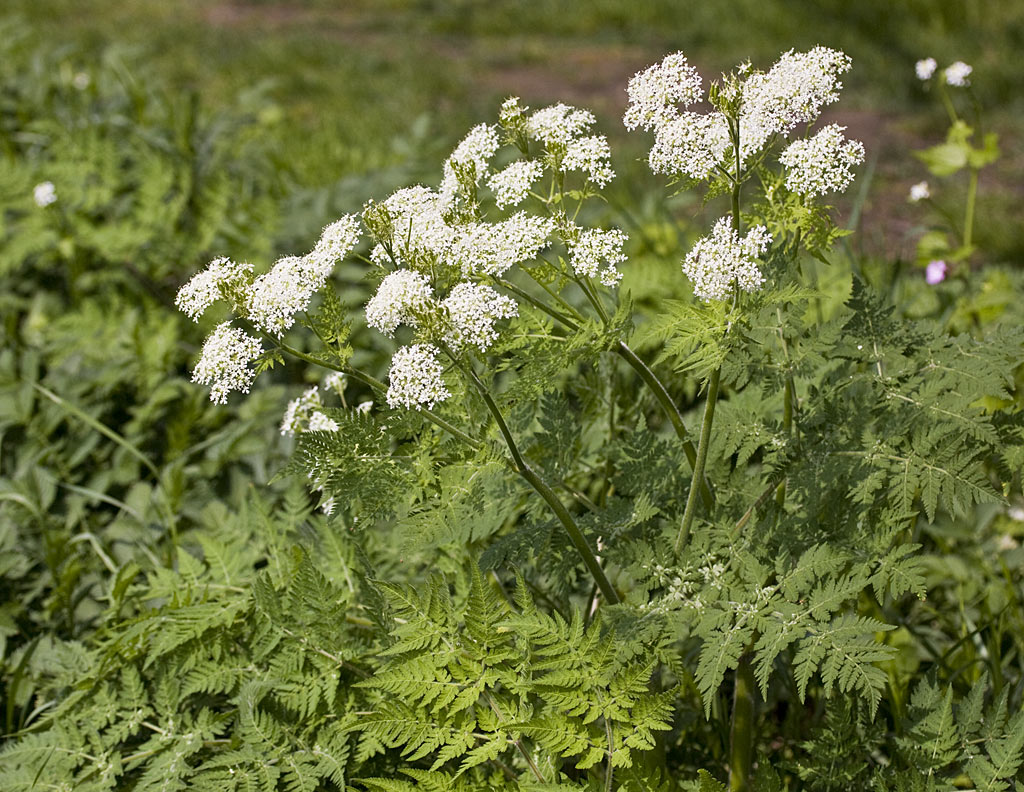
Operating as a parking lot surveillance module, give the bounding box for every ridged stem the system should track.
[462,364,620,605]
[674,366,721,554]
[728,654,756,792]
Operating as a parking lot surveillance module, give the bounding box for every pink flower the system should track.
[925,260,948,285]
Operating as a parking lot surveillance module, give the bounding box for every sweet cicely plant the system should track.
[167,46,1024,790]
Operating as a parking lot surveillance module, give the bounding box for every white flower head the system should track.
[280,386,323,436]
[779,124,864,197]
[569,228,628,286]
[739,47,852,159]
[527,103,596,147]
[386,344,451,409]
[909,181,930,202]
[175,257,254,322]
[648,111,730,180]
[488,160,543,208]
[562,135,615,187]
[452,212,555,277]
[944,61,972,87]
[624,51,704,131]
[442,282,518,353]
[440,123,501,206]
[376,186,456,264]
[365,269,434,337]
[246,255,323,336]
[33,181,57,208]
[915,57,937,81]
[305,214,361,280]
[323,371,347,395]
[72,72,90,90]
[683,216,772,301]
[308,411,340,432]
[191,322,263,404]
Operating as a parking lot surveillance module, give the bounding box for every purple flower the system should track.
[925,260,948,285]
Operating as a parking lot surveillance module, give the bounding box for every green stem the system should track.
[674,367,721,554]
[963,167,978,250]
[462,364,619,605]
[775,376,793,507]
[498,277,710,503]
[728,654,756,792]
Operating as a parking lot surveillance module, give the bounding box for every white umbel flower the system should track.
[739,47,851,159]
[568,228,628,286]
[452,213,555,277]
[562,135,615,186]
[909,181,931,202]
[623,51,703,132]
[779,124,865,197]
[176,257,254,322]
[305,215,361,279]
[488,160,543,208]
[915,57,937,81]
[33,181,57,208]
[944,61,972,87]
[440,123,501,206]
[365,269,434,337]
[378,186,456,264]
[191,322,263,404]
[386,344,451,409]
[442,282,518,353]
[246,256,319,336]
[280,386,323,436]
[648,111,731,180]
[527,103,596,147]
[323,371,347,395]
[682,216,772,301]
[307,411,340,432]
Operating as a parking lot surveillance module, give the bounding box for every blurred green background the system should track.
[10,0,1023,260]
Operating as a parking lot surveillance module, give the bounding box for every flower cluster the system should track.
[442,282,519,353]
[516,100,615,187]
[365,269,434,337]
[440,123,501,207]
[452,213,555,277]
[386,344,451,409]
[682,216,772,301]
[908,181,930,202]
[568,228,628,286]
[627,47,853,180]
[33,181,57,208]
[488,160,543,208]
[916,57,972,87]
[191,323,263,404]
[779,124,865,197]
[176,257,254,321]
[280,386,324,436]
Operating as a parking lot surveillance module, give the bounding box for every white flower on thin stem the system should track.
[280,386,323,436]
[648,111,730,180]
[175,257,254,322]
[568,228,628,286]
[527,103,596,147]
[386,344,451,409]
[442,282,518,353]
[739,47,851,160]
[365,269,434,337]
[440,123,501,206]
[562,135,615,187]
[246,256,319,336]
[192,322,263,404]
[377,186,456,264]
[323,371,347,395]
[944,61,972,87]
[909,181,930,202]
[488,160,543,208]
[623,51,703,132]
[305,214,361,280]
[915,57,937,81]
[683,216,772,301]
[452,212,555,277]
[779,124,864,197]
[33,181,57,208]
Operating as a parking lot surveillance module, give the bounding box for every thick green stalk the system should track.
[674,367,721,553]
[463,365,620,605]
[728,655,756,792]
